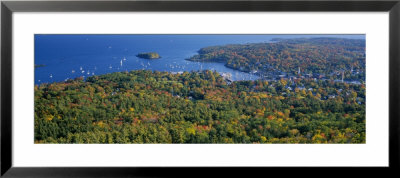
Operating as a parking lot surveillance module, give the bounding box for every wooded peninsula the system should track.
[187,38,365,82]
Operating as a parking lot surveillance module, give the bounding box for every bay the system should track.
[34,34,365,84]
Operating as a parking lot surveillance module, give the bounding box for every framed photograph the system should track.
[1,0,399,177]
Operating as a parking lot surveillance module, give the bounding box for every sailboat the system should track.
[120,59,123,67]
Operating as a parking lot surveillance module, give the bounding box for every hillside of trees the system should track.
[187,38,365,81]
[35,70,365,143]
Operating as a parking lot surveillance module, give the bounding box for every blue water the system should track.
[34,34,365,85]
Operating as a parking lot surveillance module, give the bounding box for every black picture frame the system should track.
[1,0,399,177]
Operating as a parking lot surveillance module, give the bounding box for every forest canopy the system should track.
[35,70,365,144]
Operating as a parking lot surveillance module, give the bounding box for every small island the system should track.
[35,64,46,68]
[136,52,161,59]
